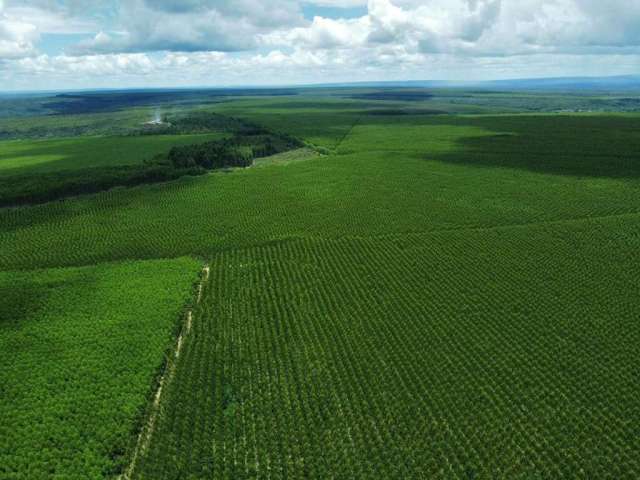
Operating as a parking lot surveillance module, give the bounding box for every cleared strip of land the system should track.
[124,264,210,479]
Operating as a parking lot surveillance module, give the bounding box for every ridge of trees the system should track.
[166,130,303,170]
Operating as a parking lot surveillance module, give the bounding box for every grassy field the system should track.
[0,258,200,479]
[1,93,639,478]
[0,133,226,176]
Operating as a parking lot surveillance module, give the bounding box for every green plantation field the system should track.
[1,114,640,272]
[0,258,200,479]
[0,133,225,176]
[134,217,640,479]
[0,131,229,207]
[1,94,640,478]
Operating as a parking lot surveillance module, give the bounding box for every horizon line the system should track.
[2,73,640,95]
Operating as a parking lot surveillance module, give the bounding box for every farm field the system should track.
[0,133,226,176]
[0,258,201,479]
[1,90,640,478]
[134,218,640,479]
[2,113,640,272]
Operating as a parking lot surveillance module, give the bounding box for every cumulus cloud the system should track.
[262,0,640,58]
[0,1,39,59]
[0,0,97,60]
[262,15,369,50]
[2,0,640,90]
[14,53,156,77]
[12,0,640,58]
[75,0,305,54]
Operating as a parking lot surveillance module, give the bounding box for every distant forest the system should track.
[46,89,299,115]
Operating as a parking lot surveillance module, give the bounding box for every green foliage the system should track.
[168,139,252,170]
[0,258,200,479]
[1,97,640,479]
[0,134,227,206]
[167,128,303,170]
[134,218,640,478]
[0,110,303,206]
[140,111,246,135]
[0,108,153,140]
[0,163,206,208]
[0,133,225,176]
[2,115,640,271]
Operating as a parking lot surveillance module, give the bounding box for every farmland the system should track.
[0,133,226,176]
[0,258,201,479]
[135,220,640,478]
[1,89,640,479]
[2,113,640,271]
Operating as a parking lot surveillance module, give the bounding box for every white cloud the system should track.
[3,4,96,34]
[262,15,369,49]
[2,0,640,89]
[263,0,640,58]
[303,0,367,6]
[0,2,39,59]
[14,53,156,77]
[0,0,98,60]
[75,0,305,54]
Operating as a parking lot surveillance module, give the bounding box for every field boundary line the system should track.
[202,210,640,260]
[333,116,362,152]
[121,263,210,480]
[5,211,639,273]
[341,210,640,242]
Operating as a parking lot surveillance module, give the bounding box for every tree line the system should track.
[2,116,303,207]
[166,132,302,170]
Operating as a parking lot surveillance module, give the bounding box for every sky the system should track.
[0,0,639,91]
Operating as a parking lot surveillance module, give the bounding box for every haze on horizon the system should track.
[1,0,639,91]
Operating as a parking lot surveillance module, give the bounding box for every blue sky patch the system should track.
[302,4,368,20]
[38,33,94,56]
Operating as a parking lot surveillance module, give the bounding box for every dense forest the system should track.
[167,132,302,170]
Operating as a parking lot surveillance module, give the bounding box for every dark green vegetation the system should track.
[0,163,204,208]
[140,111,247,136]
[3,113,639,271]
[346,89,435,101]
[0,258,201,479]
[0,134,225,175]
[0,134,222,207]
[1,88,639,479]
[0,112,301,206]
[0,108,153,140]
[0,132,230,206]
[167,130,302,170]
[137,218,640,479]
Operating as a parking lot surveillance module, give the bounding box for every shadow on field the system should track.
[0,284,38,328]
[0,138,120,177]
[0,279,56,329]
[427,115,640,179]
